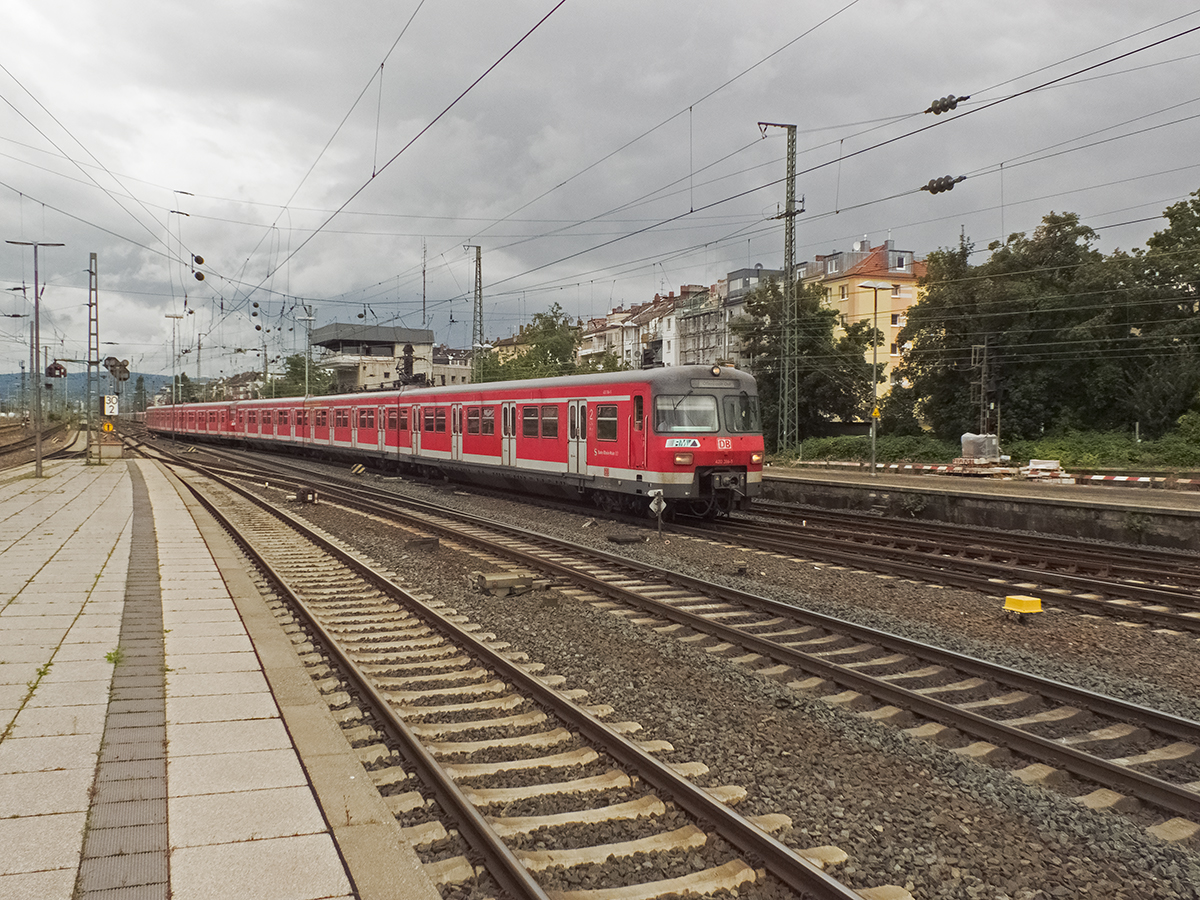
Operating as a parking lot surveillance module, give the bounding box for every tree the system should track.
[270,353,334,397]
[899,201,1200,440]
[731,278,877,450]
[480,303,621,381]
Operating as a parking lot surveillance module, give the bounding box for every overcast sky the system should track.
[3,1,1200,383]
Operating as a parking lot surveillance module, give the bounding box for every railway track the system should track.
[675,510,1200,634]
[161,456,891,900]
[143,442,1200,844]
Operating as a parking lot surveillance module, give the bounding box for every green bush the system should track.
[773,428,1200,470]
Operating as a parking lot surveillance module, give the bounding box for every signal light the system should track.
[922,175,966,194]
[926,94,969,115]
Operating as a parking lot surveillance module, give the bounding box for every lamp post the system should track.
[859,280,892,478]
[165,313,183,441]
[6,240,64,477]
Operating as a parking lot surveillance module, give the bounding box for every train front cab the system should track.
[647,368,764,517]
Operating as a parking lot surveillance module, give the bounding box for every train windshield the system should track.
[654,394,719,432]
[723,393,761,433]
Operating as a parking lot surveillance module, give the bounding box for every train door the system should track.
[501,401,517,466]
[411,405,421,456]
[377,406,385,453]
[568,399,587,475]
[630,394,647,469]
[451,403,463,461]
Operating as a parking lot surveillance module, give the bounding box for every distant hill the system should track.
[0,371,172,412]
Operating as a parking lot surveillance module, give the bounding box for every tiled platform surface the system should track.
[0,458,439,900]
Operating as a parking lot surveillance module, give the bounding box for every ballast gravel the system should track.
[260,470,1200,899]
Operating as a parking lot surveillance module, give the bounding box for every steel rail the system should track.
[171,471,555,900]
[142,444,1200,815]
[750,502,1200,577]
[220,472,1200,819]
[168,459,863,900]
[674,519,1200,630]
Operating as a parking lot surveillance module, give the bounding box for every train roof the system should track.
[162,365,756,410]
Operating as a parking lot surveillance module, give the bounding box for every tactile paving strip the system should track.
[77,464,169,900]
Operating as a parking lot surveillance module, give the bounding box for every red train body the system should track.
[145,366,764,516]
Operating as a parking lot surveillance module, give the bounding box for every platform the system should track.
[0,458,439,900]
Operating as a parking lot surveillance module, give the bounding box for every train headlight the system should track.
[710,365,721,376]
[750,452,763,465]
[674,452,694,465]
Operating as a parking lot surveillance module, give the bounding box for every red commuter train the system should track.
[145,365,764,516]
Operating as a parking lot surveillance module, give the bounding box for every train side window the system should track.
[387,408,398,430]
[596,404,618,442]
[424,408,435,432]
[398,408,408,430]
[435,408,446,433]
[522,406,539,438]
[316,409,327,427]
[633,396,643,431]
[541,405,558,439]
[482,407,495,435]
[467,408,480,435]
[502,406,509,436]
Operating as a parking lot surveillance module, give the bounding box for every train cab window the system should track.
[541,405,558,439]
[482,407,495,435]
[522,406,539,438]
[596,404,618,442]
[723,393,761,433]
[633,396,643,431]
[467,408,480,435]
[654,394,719,433]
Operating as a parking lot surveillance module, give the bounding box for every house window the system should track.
[596,404,618,442]
[896,254,907,269]
[891,284,901,297]
[890,343,899,356]
[891,314,900,326]
[541,405,558,439]
[839,285,847,301]
[522,406,539,437]
[827,257,839,273]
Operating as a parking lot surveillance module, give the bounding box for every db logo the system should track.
[717,438,732,450]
